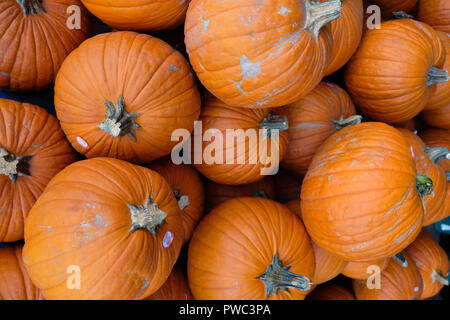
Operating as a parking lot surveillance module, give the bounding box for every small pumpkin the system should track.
[276,81,360,176]
[353,253,423,300]
[418,0,450,33]
[23,158,184,300]
[273,168,302,203]
[188,197,315,300]
[371,0,418,18]
[341,258,389,280]
[147,157,204,244]
[0,0,91,91]
[185,0,341,108]
[345,19,448,123]
[404,229,449,299]
[0,245,43,300]
[307,284,356,300]
[0,99,76,242]
[54,31,201,164]
[145,266,193,300]
[193,95,288,185]
[301,122,430,262]
[204,177,275,213]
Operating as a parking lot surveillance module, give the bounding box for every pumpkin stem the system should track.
[425,146,450,164]
[254,189,270,198]
[304,0,342,38]
[0,147,32,182]
[332,115,363,130]
[128,197,167,235]
[259,113,288,138]
[98,96,141,142]
[255,253,311,298]
[431,269,449,286]
[174,189,190,211]
[385,11,414,20]
[427,66,449,86]
[446,171,450,181]
[392,253,408,267]
[15,0,45,15]
[416,174,434,197]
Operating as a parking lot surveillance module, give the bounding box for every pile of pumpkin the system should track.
[0,0,449,300]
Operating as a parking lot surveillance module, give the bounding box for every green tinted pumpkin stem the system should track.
[425,146,450,164]
[431,269,449,286]
[427,66,449,86]
[416,174,434,197]
[333,115,363,130]
[254,189,270,198]
[446,171,450,181]
[16,0,45,15]
[129,197,167,235]
[392,253,408,267]
[0,147,32,182]
[98,96,141,142]
[385,11,414,20]
[260,113,288,138]
[304,0,342,38]
[255,253,311,298]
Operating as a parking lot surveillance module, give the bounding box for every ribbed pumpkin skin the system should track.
[341,258,389,280]
[0,99,76,242]
[372,0,418,18]
[418,0,450,33]
[188,197,315,300]
[325,0,363,75]
[146,266,193,300]
[193,96,288,185]
[23,158,184,300]
[353,254,423,300]
[277,82,357,176]
[0,0,91,91]
[301,123,424,262]
[398,129,447,226]
[345,19,446,123]
[404,230,450,299]
[0,245,43,300]
[54,31,201,164]
[308,284,355,300]
[204,177,275,213]
[285,199,347,284]
[185,0,337,108]
[81,0,188,31]
[147,158,204,244]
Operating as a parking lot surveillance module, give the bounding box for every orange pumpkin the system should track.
[345,19,448,123]
[325,0,364,75]
[147,157,204,244]
[398,129,447,226]
[81,0,188,31]
[0,99,76,242]
[273,168,302,203]
[276,82,359,176]
[341,258,389,280]
[301,122,429,262]
[23,158,184,300]
[372,0,418,18]
[0,245,43,300]
[188,197,315,300]
[145,266,193,300]
[307,284,355,300]
[204,177,275,213]
[404,230,449,299]
[193,95,288,185]
[54,31,201,164]
[418,0,450,33]
[353,253,423,300]
[0,0,91,91]
[185,0,341,108]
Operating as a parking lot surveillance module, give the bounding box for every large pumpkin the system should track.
[371,0,418,18]
[345,19,448,123]
[353,253,423,300]
[301,122,430,262]
[185,0,341,108]
[193,95,288,185]
[404,230,449,299]
[147,157,204,243]
[325,0,364,75]
[81,0,188,31]
[276,82,360,176]
[0,0,91,91]
[54,31,201,164]
[398,129,447,226]
[23,158,184,300]
[341,258,389,280]
[0,99,76,242]
[418,0,450,33]
[145,266,193,300]
[0,245,43,300]
[307,284,355,300]
[188,197,315,300]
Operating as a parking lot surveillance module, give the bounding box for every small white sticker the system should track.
[162,230,174,249]
[76,136,89,149]
[414,286,419,292]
